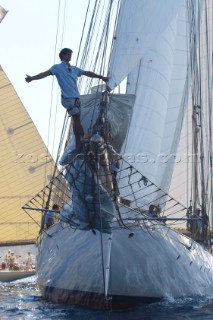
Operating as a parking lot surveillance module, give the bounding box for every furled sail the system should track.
[58,93,135,232]
[0,66,55,243]
[60,93,135,160]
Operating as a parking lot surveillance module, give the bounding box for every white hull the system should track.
[36,219,213,309]
[0,270,35,282]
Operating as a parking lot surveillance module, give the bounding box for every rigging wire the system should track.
[203,0,213,222]
[40,0,64,213]
[188,0,212,225]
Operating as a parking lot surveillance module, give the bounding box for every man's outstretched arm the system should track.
[25,70,52,83]
[83,71,109,83]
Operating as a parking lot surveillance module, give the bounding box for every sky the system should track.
[0,0,90,158]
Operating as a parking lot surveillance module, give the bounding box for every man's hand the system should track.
[102,76,109,83]
[25,75,32,83]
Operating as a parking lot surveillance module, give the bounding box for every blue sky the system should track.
[0,0,89,158]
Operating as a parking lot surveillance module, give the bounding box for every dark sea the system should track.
[0,277,213,320]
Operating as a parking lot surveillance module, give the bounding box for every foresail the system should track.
[155,5,189,197]
[59,93,135,233]
[108,0,186,90]
[0,66,55,243]
[109,1,189,207]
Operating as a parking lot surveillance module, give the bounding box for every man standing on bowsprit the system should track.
[25,48,108,149]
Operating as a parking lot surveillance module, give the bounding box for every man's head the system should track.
[149,205,155,211]
[195,208,201,215]
[52,204,59,211]
[59,48,73,60]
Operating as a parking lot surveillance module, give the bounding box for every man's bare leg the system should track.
[72,113,84,148]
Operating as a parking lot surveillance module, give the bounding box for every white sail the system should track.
[108,2,189,207]
[108,0,186,90]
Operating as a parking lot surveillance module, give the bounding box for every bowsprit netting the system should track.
[23,143,188,234]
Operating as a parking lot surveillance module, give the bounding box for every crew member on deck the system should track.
[5,249,11,267]
[44,204,60,229]
[190,208,202,241]
[25,48,109,149]
[202,211,209,243]
[9,252,16,270]
[26,252,33,270]
[146,205,159,219]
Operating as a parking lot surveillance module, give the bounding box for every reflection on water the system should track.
[0,277,213,319]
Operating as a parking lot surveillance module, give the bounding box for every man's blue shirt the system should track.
[44,210,54,224]
[49,62,84,98]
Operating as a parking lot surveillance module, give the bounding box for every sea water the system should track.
[0,277,213,320]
